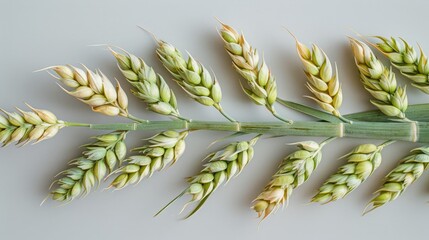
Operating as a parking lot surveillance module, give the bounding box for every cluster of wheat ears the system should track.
[3,21,429,220]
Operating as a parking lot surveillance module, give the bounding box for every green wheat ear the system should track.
[364,146,429,214]
[109,47,182,119]
[156,38,235,122]
[349,38,409,121]
[312,141,393,204]
[372,36,429,94]
[155,136,259,218]
[218,21,291,123]
[253,138,333,220]
[49,131,127,202]
[0,104,63,146]
[108,130,188,189]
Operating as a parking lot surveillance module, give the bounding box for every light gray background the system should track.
[1,0,428,239]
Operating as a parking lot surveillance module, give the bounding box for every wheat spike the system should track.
[365,146,429,213]
[50,131,127,202]
[349,38,408,120]
[218,22,291,123]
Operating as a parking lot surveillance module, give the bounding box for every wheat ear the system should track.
[46,65,130,118]
[349,38,408,120]
[364,146,429,213]
[312,141,393,204]
[50,131,127,202]
[372,36,429,94]
[218,22,291,123]
[290,33,348,122]
[0,105,63,146]
[156,136,258,218]
[109,130,187,189]
[110,48,182,118]
[156,40,234,121]
[252,138,332,219]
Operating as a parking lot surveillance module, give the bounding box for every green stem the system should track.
[175,115,190,122]
[272,112,293,124]
[267,104,293,124]
[310,137,336,158]
[63,120,429,143]
[214,104,236,122]
[64,122,91,127]
[126,114,148,123]
[338,115,353,124]
[320,137,336,147]
[379,140,396,148]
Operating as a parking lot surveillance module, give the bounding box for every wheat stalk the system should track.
[290,33,348,122]
[50,131,127,202]
[312,141,393,204]
[372,36,429,94]
[46,65,130,118]
[218,22,291,123]
[156,40,234,121]
[6,24,429,219]
[109,130,187,189]
[0,105,63,146]
[156,136,258,218]
[252,138,332,219]
[364,146,429,213]
[109,48,182,118]
[349,38,408,120]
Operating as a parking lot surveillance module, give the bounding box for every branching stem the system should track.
[62,119,429,143]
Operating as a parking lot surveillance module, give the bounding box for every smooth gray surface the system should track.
[1,0,428,239]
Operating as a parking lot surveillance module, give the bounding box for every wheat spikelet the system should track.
[156,40,233,121]
[156,136,258,218]
[312,141,392,204]
[291,35,344,119]
[349,38,408,120]
[110,48,180,117]
[109,130,187,189]
[373,36,429,94]
[218,22,290,123]
[0,105,63,146]
[50,131,127,202]
[47,65,129,117]
[365,146,429,213]
[252,139,331,219]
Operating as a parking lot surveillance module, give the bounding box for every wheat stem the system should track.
[272,111,293,124]
[126,114,148,123]
[214,104,236,122]
[60,119,429,143]
[64,122,91,127]
[175,115,191,121]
